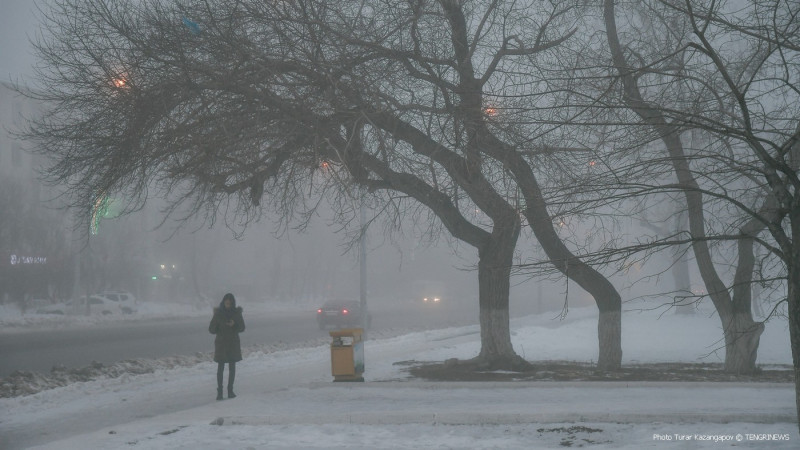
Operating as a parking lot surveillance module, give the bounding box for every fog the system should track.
[1,3,795,448]
[86,200,579,316]
[0,0,704,318]
[0,0,38,80]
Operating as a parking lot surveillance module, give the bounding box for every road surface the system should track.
[0,301,483,376]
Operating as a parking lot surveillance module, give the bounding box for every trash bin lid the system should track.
[329,328,363,339]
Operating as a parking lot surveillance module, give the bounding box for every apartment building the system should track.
[0,81,72,305]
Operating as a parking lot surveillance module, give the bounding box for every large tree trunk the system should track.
[475,118,623,370]
[476,256,518,368]
[788,210,800,432]
[673,157,767,375]
[476,133,623,370]
[721,312,765,373]
[436,0,619,370]
[474,217,527,370]
[598,308,622,370]
[353,132,527,369]
[521,194,623,371]
[788,262,800,433]
[721,231,767,373]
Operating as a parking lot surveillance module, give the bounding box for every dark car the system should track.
[316,300,371,330]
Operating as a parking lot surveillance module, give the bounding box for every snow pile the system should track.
[0,300,209,330]
[0,322,453,398]
[0,359,160,397]
[0,297,321,330]
[0,341,330,398]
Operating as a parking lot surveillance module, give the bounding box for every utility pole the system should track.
[359,202,368,330]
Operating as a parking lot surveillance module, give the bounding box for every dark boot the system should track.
[227,362,236,399]
[216,362,224,400]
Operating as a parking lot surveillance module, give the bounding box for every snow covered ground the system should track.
[1,302,797,449]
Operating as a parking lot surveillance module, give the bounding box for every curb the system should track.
[308,381,796,389]
[214,411,797,426]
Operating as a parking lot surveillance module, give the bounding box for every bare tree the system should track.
[599,0,798,376]
[24,0,628,369]
[588,0,800,424]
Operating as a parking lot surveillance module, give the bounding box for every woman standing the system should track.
[209,293,245,400]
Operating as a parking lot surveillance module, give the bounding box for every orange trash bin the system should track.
[329,328,364,382]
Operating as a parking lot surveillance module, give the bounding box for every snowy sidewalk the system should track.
[212,381,796,426]
[26,380,798,449]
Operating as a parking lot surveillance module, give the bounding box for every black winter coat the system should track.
[209,306,245,363]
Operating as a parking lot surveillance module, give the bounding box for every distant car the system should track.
[96,290,138,314]
[36,291,137,315]
[316,300,371,330]
[24,297,54,312]
[422,295,443,305]
[36,299,72,315]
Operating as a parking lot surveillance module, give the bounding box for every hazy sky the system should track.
[0,0,41,80]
